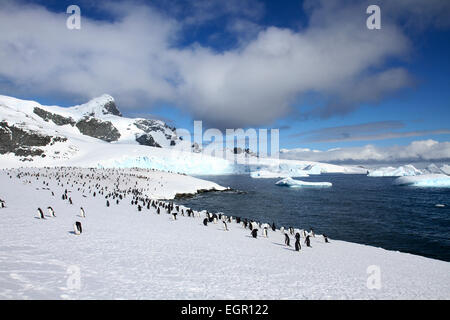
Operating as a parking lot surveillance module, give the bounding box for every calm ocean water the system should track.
[175,174,450,262]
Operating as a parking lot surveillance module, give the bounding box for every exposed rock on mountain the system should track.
[76,117,121,142]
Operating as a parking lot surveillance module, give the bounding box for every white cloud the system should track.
[280,140,450,164]
[0,0,440,127]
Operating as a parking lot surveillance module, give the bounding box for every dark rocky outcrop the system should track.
[135,134,161,148]
[134,119,175,147]
[33,107,76,126]
[0,121,67,157]
[75,117,121,142]
[134,119,166,134]
[103,100,122,117]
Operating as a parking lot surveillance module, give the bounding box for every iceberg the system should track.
[275,177,332,188]
[394,174,450,187]
[368,164,422,177]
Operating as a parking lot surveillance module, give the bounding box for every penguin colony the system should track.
[2,167,330,250]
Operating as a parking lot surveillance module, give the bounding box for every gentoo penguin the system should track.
[37,208,45,219]
[251,228,258,238]
[295,238,301,252]
[263,227,268,238]
[305,235,311,247]
[284,233,290,246]
[47,206,56,217]
[73,221,82,235]
[223,221,228,231]
[80,207,86,218]
[203,218,208,226]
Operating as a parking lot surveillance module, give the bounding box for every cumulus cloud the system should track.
[0,0,446,127]
[280,140,450,164]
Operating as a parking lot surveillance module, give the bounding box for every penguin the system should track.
[172,212,177,220]
[37,208,45,219]
[295,238,301,252]
[80,207,86,218]
[323,234,329,243]
[106,200,110,207]
[271,222,276,232]
[310,228,315,237]
[47,206,56,217]
[157,207,160,214]
[305,235,311,247]
[289,227,294,235]
[280,226,284,233]
[69,197,73,205]
[263,227,268,238]
[203,218,208,226]
[295,232,300,241]
[74,221,82,235]
[223,221,228,231]
[284,233,290,246]
[213,217,218,224]
[251,228,258,238]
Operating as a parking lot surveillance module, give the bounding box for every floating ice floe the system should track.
[368,164,422,177]
[275,177,332,188]
[250,170,309,179]
[394,174,450,188]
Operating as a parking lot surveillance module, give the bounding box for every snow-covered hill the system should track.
[0,94,368,176]
[1,168,449,299]
[0,94,186,158]
[368,164,423,177]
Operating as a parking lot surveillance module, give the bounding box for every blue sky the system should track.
[1,0,450,157]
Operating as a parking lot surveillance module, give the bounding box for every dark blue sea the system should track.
[175,174,450,262]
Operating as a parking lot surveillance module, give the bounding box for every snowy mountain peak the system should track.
[71,94,122,118]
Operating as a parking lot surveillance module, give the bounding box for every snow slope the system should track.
[1,168,449,299]
[441,164,450,175]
